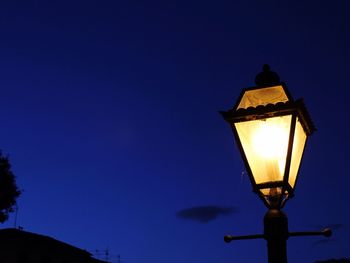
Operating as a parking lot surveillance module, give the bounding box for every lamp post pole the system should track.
[264,209,288,263]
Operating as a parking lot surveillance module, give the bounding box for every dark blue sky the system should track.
[0,1,349,262]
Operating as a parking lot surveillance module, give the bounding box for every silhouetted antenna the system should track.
[105,248,109,262]
[91,248,120,262]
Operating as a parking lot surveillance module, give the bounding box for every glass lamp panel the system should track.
[236,85,290,110]
[288,117,307,188]
[235,115,292,184]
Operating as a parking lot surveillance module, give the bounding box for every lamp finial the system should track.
[255,64,280,87]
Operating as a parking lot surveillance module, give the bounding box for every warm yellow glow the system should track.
[252,122,290,159]
[288,118,307,188]
[235,115,292,184]
[236,86,290,110]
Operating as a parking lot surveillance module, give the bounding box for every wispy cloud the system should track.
[176,205,238,223]
[312,238,334,246]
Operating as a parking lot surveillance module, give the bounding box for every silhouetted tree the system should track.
[0,152,20,223]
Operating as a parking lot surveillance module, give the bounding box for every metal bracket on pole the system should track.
[289,228,332,238]
[224,234,264,243]
[224,228,332,243]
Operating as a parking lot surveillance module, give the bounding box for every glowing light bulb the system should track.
[252,119,290,177]
[253,121,289,159]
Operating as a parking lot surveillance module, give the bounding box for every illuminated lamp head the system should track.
[220,65,315,209]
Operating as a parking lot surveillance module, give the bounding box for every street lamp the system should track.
[221,64,315,209]
[221,65,331,263]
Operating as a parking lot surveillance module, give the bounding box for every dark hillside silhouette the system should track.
[0,152,20,223]
[0,228,106,262]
